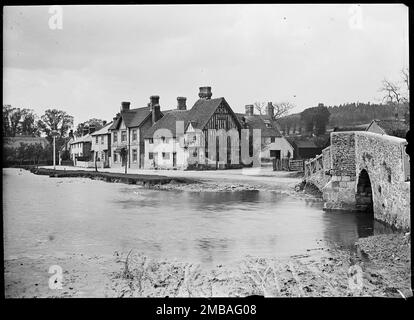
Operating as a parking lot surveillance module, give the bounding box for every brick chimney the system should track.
[245,105,254,116]
[177,97,187,110]
[199,86,212,100]
[150,95,161,125]
[266,102,274,118]
[121,101,130,111]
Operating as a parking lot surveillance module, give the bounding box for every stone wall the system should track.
[354,132,410,230]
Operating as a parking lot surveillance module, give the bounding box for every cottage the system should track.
[108,99,163,169]
[69,132,92,166]
[143,87,242,170]
[285,137,323,160]
[365,119,409,138]
[91,121,113,168]
[236,103,294,163]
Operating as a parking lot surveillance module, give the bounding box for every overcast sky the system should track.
[3,4,409,126]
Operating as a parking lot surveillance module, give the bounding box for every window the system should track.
[162,152,170,160]
[132,129,137,141]
[114,153,117,162]
[113,132,118,143]
[161,136,166,143]
[132,149,137,162]
[149,152,153,160]
[149,138,153,144]
[101,136,104,144]
[271,137,275,143]
[95,136,98,144]
[121,130,127,142]
[264,120,271,128]
[192,149,198,157]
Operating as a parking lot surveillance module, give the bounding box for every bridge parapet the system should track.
[321,131,410,230]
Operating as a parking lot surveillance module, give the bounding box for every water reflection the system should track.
[3,168,396,267]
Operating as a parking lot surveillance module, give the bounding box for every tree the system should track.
[75,118,105,137]
[254,101,294,120]
[38,109,74,142]
[20,109,41,136]
[300,105,330,135]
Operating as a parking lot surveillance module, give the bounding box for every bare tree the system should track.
[380,79,402,105]
[254,101,294,120]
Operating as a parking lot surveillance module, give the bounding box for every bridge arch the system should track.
[355,169,374,214]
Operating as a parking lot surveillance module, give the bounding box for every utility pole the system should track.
[52,129,59,171]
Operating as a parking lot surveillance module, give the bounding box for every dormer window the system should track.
[264,120,272,128]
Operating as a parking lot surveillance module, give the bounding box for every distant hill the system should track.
[277,102,409,135]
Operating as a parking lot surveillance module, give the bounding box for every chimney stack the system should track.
[266,102,274,118]
[198,86,212,100]
[121,101,130,111]
[245,105,254,116]
[150,95,161,125]
[103,120,107,126]
[177,97,187,110]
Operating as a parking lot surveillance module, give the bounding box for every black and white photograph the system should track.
[2,3,411,302]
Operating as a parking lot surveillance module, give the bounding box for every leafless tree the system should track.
[254,101,294,120]
[380,79,402,105]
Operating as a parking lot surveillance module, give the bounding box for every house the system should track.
[143,87,242,170]
[91,121,112,168]
[236,103,294,163]
[365,119,409,138]
[108,99,163,169]
[69,129,93,166]
[285,137,323,160]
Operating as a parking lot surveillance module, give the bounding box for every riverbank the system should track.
[26,166,309,195]
[4,233,411,298]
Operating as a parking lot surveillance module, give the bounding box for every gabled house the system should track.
[91,121,113,168]
[108,98,163,169]
[143,87,242,170]
[236,103,294,162]
[366,119,409,138]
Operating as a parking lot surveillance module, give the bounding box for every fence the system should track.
[272,158,304,172]
[304,153,324,178]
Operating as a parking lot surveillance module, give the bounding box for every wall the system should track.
[320,131,410,230]
[354,132,410,230]
[144,138,188,170]
[260,137,294,160]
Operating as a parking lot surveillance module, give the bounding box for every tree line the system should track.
[3,105,106,165]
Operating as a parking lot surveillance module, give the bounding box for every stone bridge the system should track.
[305,131,410,230]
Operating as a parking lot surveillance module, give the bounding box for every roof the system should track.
[235,113,282,137]
[70,134,92,144]
[367,119,409,138]
[144,110,190,138]
[109,107,152,130]
[91,121,113,136]
[144,97,240,138]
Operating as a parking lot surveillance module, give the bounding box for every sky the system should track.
[3,4,409,127]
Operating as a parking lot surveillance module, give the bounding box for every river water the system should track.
[3,168,395,267]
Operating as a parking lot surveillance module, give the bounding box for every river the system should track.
[3,168,395,268]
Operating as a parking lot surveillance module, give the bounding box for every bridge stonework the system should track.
[316,131,410,230]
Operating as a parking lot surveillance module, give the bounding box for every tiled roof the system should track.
[235,113,282,137]
[109,107,152,130]
[185,98,225,130]
[91,121,113,136]
[144,110,190,138]
[144,98,240,138]
[369,119,409,138]
[70,134,92,144]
